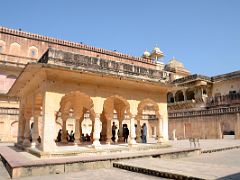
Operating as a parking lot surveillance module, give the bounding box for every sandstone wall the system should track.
[169,107,240,139]
[0,108,18,142]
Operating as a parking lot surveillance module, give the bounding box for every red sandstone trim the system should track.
[0,26,155,65]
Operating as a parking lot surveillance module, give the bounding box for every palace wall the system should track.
[169,107,240,140]
[0,108,18,142]
[212,79,240,96]
[0,27,155,69]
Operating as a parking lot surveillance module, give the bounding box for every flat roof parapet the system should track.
[38,48,170,82]
[172,74,212,84]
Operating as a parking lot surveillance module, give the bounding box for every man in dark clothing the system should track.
[123,124,129,143]
[112,122,117,142]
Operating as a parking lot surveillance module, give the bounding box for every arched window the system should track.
[9,42,21,56]
[186,89,195,100]
[203,89,207,95]
[28,46,38,58]
[167,92,174,103]
[0,40,6,53]
[175,90,184,102]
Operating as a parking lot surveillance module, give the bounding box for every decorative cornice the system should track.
[0,26,155,65]
[172,74,212,84]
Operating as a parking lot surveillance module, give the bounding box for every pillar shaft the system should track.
[157,117,164,143]
[129,116,136,145]
[32,115,39,146]
[92,113,101,147]
[61,119,68,143]
[74,113,83,144]
[136,119,141,143]
[23,118,31,147]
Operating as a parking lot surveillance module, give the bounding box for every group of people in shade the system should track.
[111,122,148,143]
[56,130,91,143]
[56,122,148,143]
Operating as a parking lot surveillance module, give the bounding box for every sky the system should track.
[0,0,239,76]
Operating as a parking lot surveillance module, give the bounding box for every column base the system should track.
[106,138,111,145]
[61,139,68,143]
[157,136,166,144]
[74,140,81,146]
[92,140,101,149]
[31,142,38,148]
[128,139,137,146]
[23,139,31,147]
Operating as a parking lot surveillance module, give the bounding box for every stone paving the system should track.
[114,148,240,179]
[1,139,240,179]
[0,162,167,180]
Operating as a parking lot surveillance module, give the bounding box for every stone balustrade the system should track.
[169,106,240,118]
[206,93,240,107]
[39,48,170,81]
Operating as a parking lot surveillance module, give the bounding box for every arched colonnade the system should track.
[18,91,164,149]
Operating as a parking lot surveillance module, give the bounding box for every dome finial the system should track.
[150,45,164,62]
[142,49,150,58]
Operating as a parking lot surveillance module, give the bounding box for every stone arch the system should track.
[186,89,195,100]
[137,99,160,118]
[136,98,162,143]
[175,90,184,102]
[59,91,95,145]
[0,40,6,53]
[102,95,131,144]
[60,91,95,118]
[28,46,38,58]
[9,42,21,56]
[167,92,174,103]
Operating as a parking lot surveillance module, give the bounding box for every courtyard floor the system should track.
[0,139,240,179]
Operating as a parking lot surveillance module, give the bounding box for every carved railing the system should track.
[39,49,170,81]
[0,107,19,115]
[169,106,240,118]
[172,74,211,84]
[206,93,240,107]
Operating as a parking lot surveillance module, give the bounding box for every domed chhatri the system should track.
[167,57,184,69]
[151,46,164,62]
[142,50,151,58]
[142,46,164,62]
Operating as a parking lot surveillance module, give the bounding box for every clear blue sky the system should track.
[0,0,239,76]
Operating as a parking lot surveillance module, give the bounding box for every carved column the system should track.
[74,112,83,145]
[90,114,94,141]
[136,115,141,143]
[157,116,164,143]
[92,113,101,147]
[74,118,81,145]
[18,115,26,144]
[31,114,40,147]
[235,113,240,139]
[217,121,222,139]
[129,115,137,145]
[61,114,68,143]
[117,111,124,142]
[17,100,25,144]
[23,115,31,147]
[105,114,113,145]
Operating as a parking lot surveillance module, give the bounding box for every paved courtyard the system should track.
[115,149,240,179]
[0,162,167,180]
[0,139,240,179]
